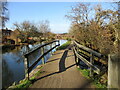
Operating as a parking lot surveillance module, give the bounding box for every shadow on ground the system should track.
[46,55,74,64]
[32,49,75,83]
[30,47,94,88]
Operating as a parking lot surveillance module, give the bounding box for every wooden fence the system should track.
[72,41,107,77]
[24,40,60,80]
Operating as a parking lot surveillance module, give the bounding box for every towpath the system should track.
[29,46,95,89]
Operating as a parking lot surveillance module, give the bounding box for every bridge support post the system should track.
[58,40,60,45]
[108,54,120,89]
[90,53,94,77]
[55,42,57,46]
[50,43,52,55]
[24,57,29,80]
[41,47,45,64]
[76,46,79,66]
[73,47,77,66]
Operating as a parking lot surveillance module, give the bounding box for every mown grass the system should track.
[56,41,71,50]
[77,68,107,88]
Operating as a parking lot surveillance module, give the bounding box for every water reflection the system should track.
[2,58,14,88]
[2,40,67,88]
[2,52,25,88]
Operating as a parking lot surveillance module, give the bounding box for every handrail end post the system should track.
[24,57,30,80]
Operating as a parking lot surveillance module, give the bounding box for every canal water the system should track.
[2,40,67,88]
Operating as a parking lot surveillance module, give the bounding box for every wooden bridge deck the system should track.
[29,48,95,88]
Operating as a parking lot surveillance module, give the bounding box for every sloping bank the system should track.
[56,41,71,50]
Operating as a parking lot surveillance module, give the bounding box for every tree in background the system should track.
[38,20,51,40]
[13,21,35,43]
[0,0,9,29]
[13,20,53,43]
[66,3,119,55]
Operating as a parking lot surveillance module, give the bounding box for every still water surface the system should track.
[2,40,67,88]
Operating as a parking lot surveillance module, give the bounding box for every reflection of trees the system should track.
[28,49,40,66]
[27,45,51,66]
[2,59,14,88]
[10,46,21,53]
[15,55,24,64]
[2,46,15,53]
[22,45,30,54]
[20,45,30,55]
[2,46,21,54]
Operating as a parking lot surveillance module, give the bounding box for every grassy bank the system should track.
[8,66,43,89]
[56,41,71,50]
[77,68,107,88]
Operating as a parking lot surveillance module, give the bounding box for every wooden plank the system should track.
[28,44,60,73]
[24,40,59,57]
[73,47,100,74]
[74,41,102,58]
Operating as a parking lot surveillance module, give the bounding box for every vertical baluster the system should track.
[41,46,45,64]
[58,40,60,45]
[24,57,29,80]
[55,41,56,46]
[73,47,78,66]
[90,53,94,77]
[76,46,80,66]
[50,43,52,55]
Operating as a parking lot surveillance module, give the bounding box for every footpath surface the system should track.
[29,47,95,89]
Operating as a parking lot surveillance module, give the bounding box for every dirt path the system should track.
[29,48,95,89]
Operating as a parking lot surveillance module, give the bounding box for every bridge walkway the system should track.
[29,46,95,88]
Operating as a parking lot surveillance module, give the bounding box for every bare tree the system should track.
[66,3,92,46]
[67,2,119,55]
[0,0,9,29]
[13,21,38,42]
[38,20,51,40]
[13,20,52,42]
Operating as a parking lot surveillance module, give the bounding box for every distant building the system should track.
[2,29,12,36]
[1,28,21,45]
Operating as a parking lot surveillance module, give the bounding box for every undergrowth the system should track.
[77,67,107,88]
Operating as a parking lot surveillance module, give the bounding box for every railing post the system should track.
[58,40,60,45]
[41,46,45,64]
[76,46,80,66]
[54,41,56,47]
[73,47,77,65]
[50,43,52,55]
[90,53,94,77]
[24,57,29,80]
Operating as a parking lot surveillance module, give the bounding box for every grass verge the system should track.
[77,67,107,88]
[56,41,71,50]
[8,66,43,89]
[13,77,35,89]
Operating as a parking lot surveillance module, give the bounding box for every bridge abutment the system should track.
[108,54,120,89]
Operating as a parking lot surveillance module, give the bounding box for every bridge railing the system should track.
[24,40,60,80]
[72,40,107,77]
